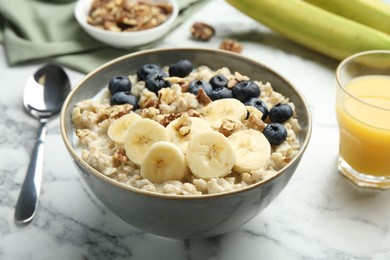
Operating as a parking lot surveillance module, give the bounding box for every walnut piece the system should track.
[196,88,212,106]
[171,113,192,136]
[113,148,128,165]
[104,104,133,119]
[219,39,243,53]
[218,119,236,137]
[186,108,200,117]
[140,107,160,121]
[227,77,238,89]
[160,113,181,127]
[190,22,215,41]
[245,106,266,132]
[165,76,190,92]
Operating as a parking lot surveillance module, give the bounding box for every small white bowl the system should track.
[74,0,179,49]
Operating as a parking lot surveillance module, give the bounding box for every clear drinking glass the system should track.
[336,50,390,189]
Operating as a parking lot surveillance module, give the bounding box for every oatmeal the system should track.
[72,60,301,195]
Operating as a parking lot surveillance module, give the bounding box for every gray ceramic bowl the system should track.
[60,48,312,240]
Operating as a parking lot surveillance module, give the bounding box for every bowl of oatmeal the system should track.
[74,0,178,48]
[60,47,312,239]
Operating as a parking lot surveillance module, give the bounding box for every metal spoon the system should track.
[14,64,71,224]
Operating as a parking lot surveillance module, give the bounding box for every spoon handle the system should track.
[14,121,47,224]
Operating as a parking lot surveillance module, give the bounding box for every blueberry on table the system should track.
[169,60,193,77]
[145,72,171,93]
[208,87,233,100]
[232,81,260,102]
[137,64,162,81]
[209,74,228,89]
[108,76,132,95]
[110,92,139,108]
[263,123,288,146]
[244,97,268,120]
[188,80,213,96]
[269,103,293,123]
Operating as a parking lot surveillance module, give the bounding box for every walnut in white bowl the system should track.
[74,0,179,48]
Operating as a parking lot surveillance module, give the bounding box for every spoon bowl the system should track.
[15,64,71,224]
[23,65,70,118]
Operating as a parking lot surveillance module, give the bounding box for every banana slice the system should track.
[228,129,271,173]
[124,118,170,165]
[107,113,141,143]
[186,131,236,179]
[201,98,247,129]
[166,114,213,153]
[140,141,187,184]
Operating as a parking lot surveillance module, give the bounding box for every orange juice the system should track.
[336,75,390,176]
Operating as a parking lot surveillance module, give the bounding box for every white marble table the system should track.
[1,0,390,259]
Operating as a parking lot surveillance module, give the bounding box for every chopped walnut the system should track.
[283,157,292,164]
[190,22,215,41]
[227,77,238,89]
[196,88,212,106]
[87,0,173,32]
[165,77,190,92]
[186,108,200,117]
[113,148,128,166]
[140,107,160,120]
[160,113,181,127]
[169,113,192,136]
[219,39,243,53]
[218,119,236,137]
[245,106,266,131]
[104,104,133,119]
[180,82,190,93]
[227,73,256,91]
[138,89,158,108]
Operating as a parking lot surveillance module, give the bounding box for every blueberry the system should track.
[137,64,162,81]
[108,76,131,95]
[269,103,293,123]
[209,74,228,89]
[110,92,139,108]
[188,80,213,96]
[209,87,233,100]
[244,97,269,120]
[232,81,260,102]
[145,72,171,93]
[263,123,288,146]
[169,60,193,77]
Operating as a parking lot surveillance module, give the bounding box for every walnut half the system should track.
[190,22,215,41]
[219,39,243,53]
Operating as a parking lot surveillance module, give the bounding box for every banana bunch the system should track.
[304,0,390,35]
[226,0,390,60]
[107,98,272,184]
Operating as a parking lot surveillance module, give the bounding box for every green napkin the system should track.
[0,0,209,73]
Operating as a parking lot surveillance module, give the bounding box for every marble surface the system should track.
[1,0,390,259]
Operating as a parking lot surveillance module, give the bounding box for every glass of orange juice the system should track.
[336,50,390,189]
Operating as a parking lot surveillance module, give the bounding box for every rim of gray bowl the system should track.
[60,47,312,200]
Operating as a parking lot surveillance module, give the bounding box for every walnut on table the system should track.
[190,22,215,41]
[219,39,243,53]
